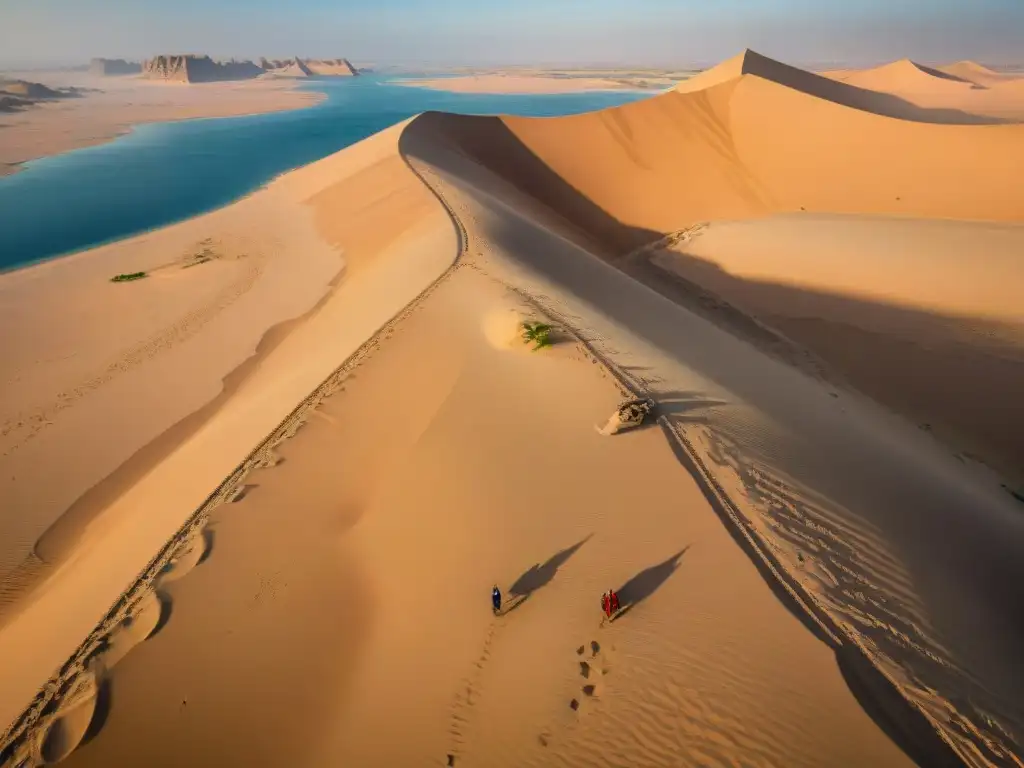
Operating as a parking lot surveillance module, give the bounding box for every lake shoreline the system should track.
[0,76,326,179]
[0,81,647,274]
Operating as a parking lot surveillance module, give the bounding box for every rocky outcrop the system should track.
[142,55,263,83]
[89,58,142,76]
[261,58,315,78]
[306,58,358,76]
[261,58,358,77]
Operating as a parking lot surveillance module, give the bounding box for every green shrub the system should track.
[521,321,553,351]
[110,272,148,283]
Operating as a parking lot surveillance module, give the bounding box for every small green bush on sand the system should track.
[521,321,553,351]
[110,272,148,283]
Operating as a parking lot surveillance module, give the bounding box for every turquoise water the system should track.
[0,76,649,272]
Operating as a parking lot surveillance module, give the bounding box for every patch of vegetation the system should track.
[110,271,148,283]
[520,321,554,351]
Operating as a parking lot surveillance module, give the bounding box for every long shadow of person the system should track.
[611,546,690,622]
[502,535,592,615]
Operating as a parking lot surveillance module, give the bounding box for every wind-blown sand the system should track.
[3,48,1024,768]
[395,74,652,94]
[0,74,322,176]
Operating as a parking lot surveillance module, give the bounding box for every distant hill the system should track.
[89,58,142,76]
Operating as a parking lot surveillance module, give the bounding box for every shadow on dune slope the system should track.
[399,97,1024,766]
[652,249,1024,488]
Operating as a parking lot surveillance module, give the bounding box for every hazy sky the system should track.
[1,0,1022,69]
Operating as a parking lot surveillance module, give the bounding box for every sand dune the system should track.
[674,49,1004,123]
[3,47,1024,768]
[822,58,1024,120]
[939,61,1024,87]
[411,59,1022,257]
[842,59,977,90]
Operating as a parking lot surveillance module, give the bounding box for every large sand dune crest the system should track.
[675,49,1009,124]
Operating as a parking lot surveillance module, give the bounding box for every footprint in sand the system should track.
[573,640,612,707]
[540,640,613,746]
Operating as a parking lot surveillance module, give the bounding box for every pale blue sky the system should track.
[1,0,1022,69]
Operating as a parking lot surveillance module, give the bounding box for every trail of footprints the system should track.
[446,633,614,766]
[569,640,609,715]
[447,623,498,765]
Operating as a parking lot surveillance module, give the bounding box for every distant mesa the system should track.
[142,54,359,83]
[89,58,142,76]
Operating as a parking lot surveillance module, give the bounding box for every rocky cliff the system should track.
[142,55,264,83]
[260,57,358,77]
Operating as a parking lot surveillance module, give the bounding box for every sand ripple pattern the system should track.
[659,415,1023,768]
